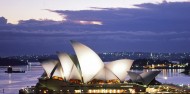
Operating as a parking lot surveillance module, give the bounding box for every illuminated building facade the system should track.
[19,41,161,94]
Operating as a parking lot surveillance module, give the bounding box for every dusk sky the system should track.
[0,0,190,56]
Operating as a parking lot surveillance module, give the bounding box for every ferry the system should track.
[4,66,25,73]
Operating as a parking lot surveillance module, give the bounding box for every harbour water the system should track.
[0,66,190,94]
[0,66,43,94]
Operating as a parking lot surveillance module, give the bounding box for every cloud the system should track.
[2,1,190,32]
[0,17,7,25]
[18,19,63,26]
[0,2,190,56]
[53,2,190,32]
[1,2,190,32]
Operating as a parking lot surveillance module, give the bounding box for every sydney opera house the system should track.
[19,41,161,94]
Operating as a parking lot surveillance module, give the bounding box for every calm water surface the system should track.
[0,66,43,94]
[0,66,190,94]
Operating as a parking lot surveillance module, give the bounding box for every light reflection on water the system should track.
[0,66,190,94]
[131,69,190,85]
[0,66,43,94]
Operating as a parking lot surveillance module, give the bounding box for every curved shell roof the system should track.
[40,41,135,84]
[57,52,81,81]
[41,60,57,78]
[127,71,140,82]
[93,66,119,81]
[106,59,133,82]
[71,40,104,83]
[41,60,63,78]
[128,71,161,85]
[140,71,161,85]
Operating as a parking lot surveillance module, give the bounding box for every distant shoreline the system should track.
[0,64,28,66]
[132,67,186,69]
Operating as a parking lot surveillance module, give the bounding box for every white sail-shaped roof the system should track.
[53,63,64,78]
[93,67,106,80]
[106,59,133,82]
[128,71,161,85]
[69,64,81,80]
[58,52,72,80]
[41,60,58,78]
[140,71,160,85]
[58,52,81,81]
[71,40,104,83]
[127,71,141,82]
[93,67,118,81]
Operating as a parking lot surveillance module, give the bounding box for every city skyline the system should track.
[0,0,190,56]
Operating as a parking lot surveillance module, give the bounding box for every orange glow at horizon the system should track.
[77,20,103,25]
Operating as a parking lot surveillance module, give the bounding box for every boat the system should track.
[4,66,25,73]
